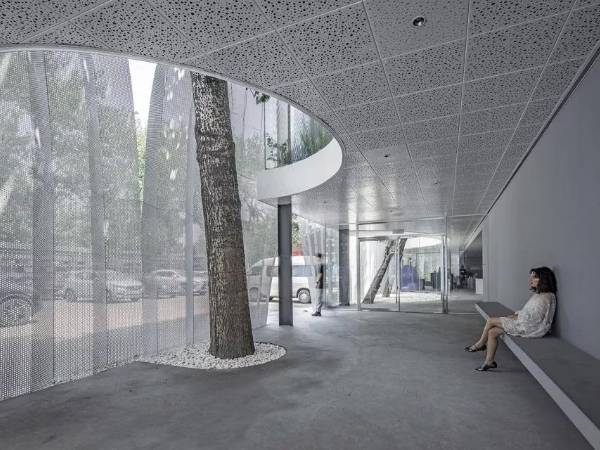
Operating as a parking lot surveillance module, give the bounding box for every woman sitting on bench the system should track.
[465,266,557,371]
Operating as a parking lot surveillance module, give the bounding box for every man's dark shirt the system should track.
[316,263,324,289]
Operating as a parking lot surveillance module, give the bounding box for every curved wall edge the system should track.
[257,138,342,201]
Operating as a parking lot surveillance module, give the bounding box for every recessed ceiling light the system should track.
[412,16,426,27]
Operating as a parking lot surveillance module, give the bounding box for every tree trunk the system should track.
[362,238,407,304]
[81,54,108,371]
[382,277,391,298]
[191,73,254,359]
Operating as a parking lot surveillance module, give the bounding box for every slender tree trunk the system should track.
[191,73,254,359]
[81,54,108,371]
[141,65,165,280]
[362,238,407,304]
[27,51,55,390]
[382,277,391,298]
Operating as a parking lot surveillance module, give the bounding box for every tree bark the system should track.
[362,238,407,304]
[191,73,254,359]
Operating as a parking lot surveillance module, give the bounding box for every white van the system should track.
[247,256,319,303]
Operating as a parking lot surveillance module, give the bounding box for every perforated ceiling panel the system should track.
[1,0,600,244]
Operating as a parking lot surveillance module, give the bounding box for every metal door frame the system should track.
[356,233,448,314]
[356,236,400,312]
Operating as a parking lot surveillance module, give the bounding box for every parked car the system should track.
[143,269,186,298]
[62,269,143,303]
[246,256,318,303]
[0,267,42,327]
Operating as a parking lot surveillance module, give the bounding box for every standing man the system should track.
[312,253,324,317]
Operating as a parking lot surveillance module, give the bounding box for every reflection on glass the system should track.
[398,237,443,313]
[262,100,333,169]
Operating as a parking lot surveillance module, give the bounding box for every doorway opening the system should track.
[356,233,448,314]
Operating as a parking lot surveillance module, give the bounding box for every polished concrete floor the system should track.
[0,306,590,450]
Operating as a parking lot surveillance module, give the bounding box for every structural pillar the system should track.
[338,228,350,306]
[278,198,293,325]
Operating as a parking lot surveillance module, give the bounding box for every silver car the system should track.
[62,270,143,303]
[143,269,186,298]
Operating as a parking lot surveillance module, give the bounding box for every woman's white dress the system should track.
[500,292,556,338]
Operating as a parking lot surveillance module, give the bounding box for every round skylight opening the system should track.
[412,16,426,27]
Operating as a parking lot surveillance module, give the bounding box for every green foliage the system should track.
[291,115,333,161]
[252,90,270,104]
[0,51,141,254]
[265,134,290,167]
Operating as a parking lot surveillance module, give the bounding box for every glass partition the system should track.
[446,215,485,313]
[357,238,400,311]
[264,101,333,169]
[398,237,443,313]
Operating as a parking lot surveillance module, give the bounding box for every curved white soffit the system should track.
[257,138,342,202]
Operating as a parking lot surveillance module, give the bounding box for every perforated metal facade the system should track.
[0,50,279,400]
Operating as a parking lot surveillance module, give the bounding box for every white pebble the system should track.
[138,343,286,370]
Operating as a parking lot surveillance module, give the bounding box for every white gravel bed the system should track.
[138,342,286,370]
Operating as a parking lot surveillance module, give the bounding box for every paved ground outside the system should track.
[0,301,590,449]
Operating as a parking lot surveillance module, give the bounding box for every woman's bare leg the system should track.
[484,327,504,363]
[474,317,503,347]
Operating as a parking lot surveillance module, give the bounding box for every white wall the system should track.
[485,54,600,359]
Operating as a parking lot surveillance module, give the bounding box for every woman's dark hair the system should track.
[530,267,557,294]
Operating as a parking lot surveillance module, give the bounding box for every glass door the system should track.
[398,236,444,313]
[357,237,400,312]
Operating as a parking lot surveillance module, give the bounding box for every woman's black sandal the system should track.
[464,344,486,352]
[475,361,497,371]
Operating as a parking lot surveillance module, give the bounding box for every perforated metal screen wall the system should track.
[0,50,280,400]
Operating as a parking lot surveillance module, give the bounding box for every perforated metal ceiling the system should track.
[2,0,600,244]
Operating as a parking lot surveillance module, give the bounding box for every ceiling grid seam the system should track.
[450,0,473,218]
[360,0,427,209]
[178,1,363,65]
[467,38,600,245]
[467,5,578,39]
[174,2,591,83]
[302,55,584,117]
[472,2,579,217]
[68,21,111,50]
[22,0,116,42]
[143,0,223,58]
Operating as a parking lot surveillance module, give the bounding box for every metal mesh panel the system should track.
[144,65,190,351]
[0,50,280,401]
[0,51,36,400]
[28,51,56,393]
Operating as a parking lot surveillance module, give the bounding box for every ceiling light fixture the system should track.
[412,16,426,27]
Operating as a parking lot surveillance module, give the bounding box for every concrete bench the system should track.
[476,301,600,449]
